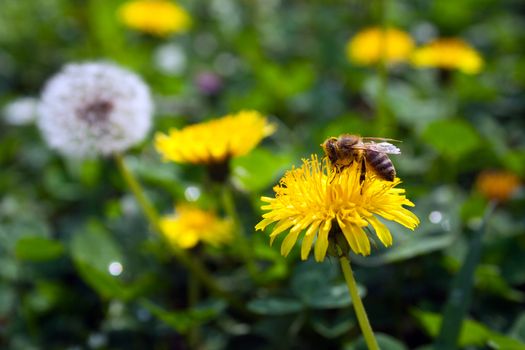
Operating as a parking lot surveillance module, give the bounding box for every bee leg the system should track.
[360,157,366,185]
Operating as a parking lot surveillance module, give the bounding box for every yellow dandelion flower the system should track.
[155,110,276,165]
[160,204,233,249]
[346,27,415,65]
[118,0,191,36]
[411,38,484,74]
[256,155,419,262]
[476,170,521,202]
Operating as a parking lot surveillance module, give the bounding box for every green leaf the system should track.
[385,81,455,131]
[358,234,456,266]
[24,281,63,313]
[71,221,123,272]
[475,264,524,302]
[504,151,525,177]
[460,193,488,222]
[422,119,482,160]
[74,261,130,300]
[65,158,102,187]
[141,299,223,333]
[232,148,292,192]
[258,62,315,99]
[311,312,355,338]
[290,261,363,309]
[413,309,525,349]
[252,239,289,283]
[510,313,525,343]
[306,283,357,309]
[346,333,407,350]
[0,286,15,317]
[15,236,64,261]
[44,165,83,200]
[70,221,128,299]
[247,297,303,315]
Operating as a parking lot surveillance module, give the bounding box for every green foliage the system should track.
[15,236,64,261]
[141,299,225,333]
[290,261,358,310]
[248,297,303,316]
[346,333,408,350]
[422,119,482,160]
[248,260,364,316]
[510,313,525,344]
[232,148,292,192]
[413,309,525,349]
[70,221,132,300]
[1,0,525,348]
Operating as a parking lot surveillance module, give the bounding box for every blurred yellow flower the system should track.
[160,204,233,249]
[346,27,415,65]
[155,110,276,165]
[411,38,484,74]
[476,170,521,202]
[118,0,191,36]
[256,155,419,262]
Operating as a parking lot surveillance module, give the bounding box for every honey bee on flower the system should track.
[256,155,419,262]
[321,134,401,183]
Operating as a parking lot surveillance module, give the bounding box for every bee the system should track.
[321,134,401,183]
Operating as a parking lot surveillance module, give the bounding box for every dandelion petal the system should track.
[301,221,321,260]
[367,216,393,247]
[314,220,332,262]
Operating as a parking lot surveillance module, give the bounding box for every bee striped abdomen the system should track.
[366,150,396,181]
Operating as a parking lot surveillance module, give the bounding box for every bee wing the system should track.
[362,137,402,143]
[363,142,401,154]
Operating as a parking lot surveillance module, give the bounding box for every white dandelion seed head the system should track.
[38,62,153,158]
[2,97,39,126]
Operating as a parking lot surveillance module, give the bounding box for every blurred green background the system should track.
[1,0,525,349]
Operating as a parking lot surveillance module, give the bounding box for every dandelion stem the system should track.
[376,0,390,134]
[339,256,379,350]
[433,200,497,350]
[114,154,249,315]
[221,186,259,278]
[187,272,200,347]
[115,153,161,232]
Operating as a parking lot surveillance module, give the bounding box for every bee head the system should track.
[321,137,339,164]
[321,137,337,153]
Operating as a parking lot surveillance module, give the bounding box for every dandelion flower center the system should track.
[256,155,419,262]
[78,100,113,125]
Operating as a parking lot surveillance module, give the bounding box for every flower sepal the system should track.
[327,224,351,259]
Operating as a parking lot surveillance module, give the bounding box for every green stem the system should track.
[434,201,497,350]
[221,186,258,277]
[115,154,161,232]
[187,272,200,347]
[114,154,250,315]
[339,256,379,350]
[376,0,390,135]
